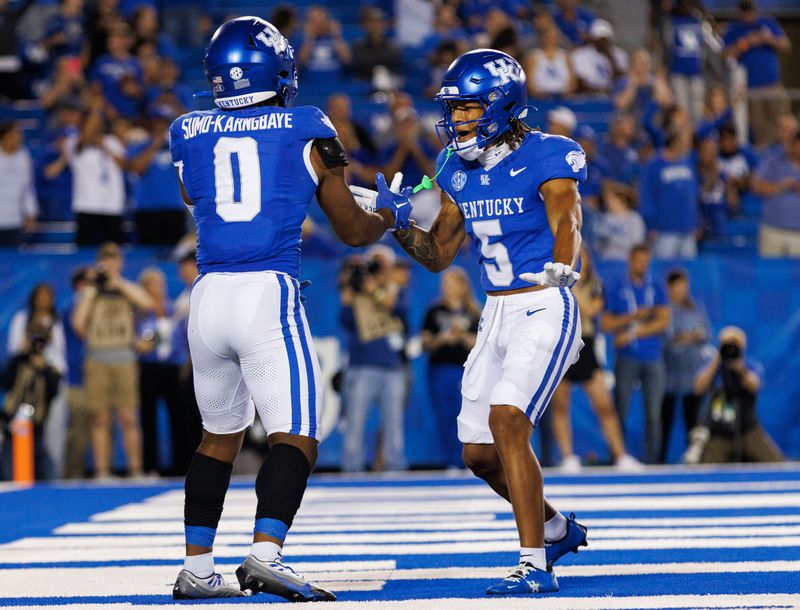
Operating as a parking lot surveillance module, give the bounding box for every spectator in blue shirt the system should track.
[421,267,480,469]
[759,112,798,167]
[695,83,734,142]
[717,124,757,213]
[696,137,728,237]
[43,0,86,61]
[575,124,601,206]
[552,0,596,46]
[614,49,671,126]
[136,266,186,476]
[380,107,438,228]
[333,117,378,189]
[601,244,671,463]
[339,252,408,473]
[665,0,709,125]
[36,102,82,222]
[752,131,800,257]
[131,4,177,62]
[351,7,402,84]
[90,23,144,119]
[144,59,193,114]
[419,3,468,54]
[128,104,186,245]
[597,114,641,190]
[640,127,700,259]
[661,268,710,463]
[722,0,791,146]
[297,6,351,81]
[63,267,89,478]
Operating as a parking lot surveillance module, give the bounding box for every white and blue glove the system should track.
[349,172,413,231]
[519,262,581,288]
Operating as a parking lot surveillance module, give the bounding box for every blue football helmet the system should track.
[204,16,297,109]
[434,48,528,152]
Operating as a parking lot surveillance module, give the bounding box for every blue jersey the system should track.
[169,105,336,276]
[436,131,587,293]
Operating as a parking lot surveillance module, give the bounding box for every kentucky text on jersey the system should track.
[180,112,293,140]
[436,131,587,293]
[458,197,525,219]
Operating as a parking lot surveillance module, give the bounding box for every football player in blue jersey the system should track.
[352,49,589,595]
[169,17,412,601]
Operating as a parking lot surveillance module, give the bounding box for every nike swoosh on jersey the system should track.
[526,308,546,317]
[510,167,527,177]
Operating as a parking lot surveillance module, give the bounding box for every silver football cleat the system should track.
[172,569,246,599]
[236,554,336,602]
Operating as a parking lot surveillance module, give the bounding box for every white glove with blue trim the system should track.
[349,172,412,231]
[519,262,580,288]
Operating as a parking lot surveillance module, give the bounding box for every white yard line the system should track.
[142,480,800,504]
[16,524,800,549]
[3,560,800,598]
[5,534,800,564]
[1,594,799,610]
[56,514,800,535]
[88,492,800,521]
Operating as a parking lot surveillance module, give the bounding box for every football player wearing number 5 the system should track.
[354,49,589,595]
[168,17,412,601]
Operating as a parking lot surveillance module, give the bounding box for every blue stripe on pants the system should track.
[278,275,302,435]
[291,281,317,438]
[525,288,572,419]
[534,290,579,426]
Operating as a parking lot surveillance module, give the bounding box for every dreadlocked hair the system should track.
[494,116,532,150]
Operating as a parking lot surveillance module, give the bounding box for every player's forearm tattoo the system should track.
[393,227,440,269]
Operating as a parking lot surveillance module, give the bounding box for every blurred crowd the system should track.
[0,239,783,480]
[0,0,796,477]
[0,0,798,255]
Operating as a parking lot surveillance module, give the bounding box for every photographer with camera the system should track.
[689,326,783,463]
[0,320,61,480]
[71,242,155,478]
[339,247,408,473]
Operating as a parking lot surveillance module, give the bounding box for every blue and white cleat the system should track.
[546,512,588,567]
[172,570,246,599]
[486,562,559,595]
[236,554,336,602]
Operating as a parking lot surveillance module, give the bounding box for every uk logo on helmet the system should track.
[256,23,288,54]
[483,59,520,85]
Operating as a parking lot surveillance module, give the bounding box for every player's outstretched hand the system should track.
[350,172,404,212]
[349,172,412,232]
[519,262,580,288]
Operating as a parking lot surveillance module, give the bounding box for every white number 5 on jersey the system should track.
[472,219,514,287]
[213,136,261,222]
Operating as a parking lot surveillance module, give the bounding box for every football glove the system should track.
[349,172,413,231]
[519,262,581,288]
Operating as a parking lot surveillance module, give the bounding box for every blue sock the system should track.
[185,525,217,548]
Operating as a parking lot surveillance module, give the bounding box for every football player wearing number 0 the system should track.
[169,17,412,602]
[396,49,588,595]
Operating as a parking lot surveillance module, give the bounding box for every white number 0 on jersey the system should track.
[472,219,514,287]
[213,136,261,222]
